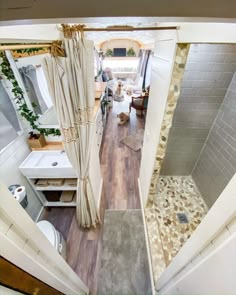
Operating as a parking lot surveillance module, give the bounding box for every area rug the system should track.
[120,129,144,151]
[97,210,152,295]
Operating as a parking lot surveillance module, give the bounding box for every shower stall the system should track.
[146,43,236,284]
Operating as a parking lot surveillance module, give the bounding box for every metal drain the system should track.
[177,213,189,224]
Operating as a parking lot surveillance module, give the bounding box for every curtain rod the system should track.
[82,26,178,31]
[0,26,178,50]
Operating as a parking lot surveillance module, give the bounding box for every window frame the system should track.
[0,77,24,155]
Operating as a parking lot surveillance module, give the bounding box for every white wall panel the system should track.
[161,232,236,295]
[178,23,236,43]
[139,30,178,205]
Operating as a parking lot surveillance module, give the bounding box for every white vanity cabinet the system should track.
[27,177,77,207]
[19,147,103,209]
[19,124,103,208]
[19,150,77,207]
[19,83,107,208]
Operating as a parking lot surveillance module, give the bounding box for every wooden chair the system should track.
[129,94,149,116]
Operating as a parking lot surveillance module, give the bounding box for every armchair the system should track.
[129,94,149,116]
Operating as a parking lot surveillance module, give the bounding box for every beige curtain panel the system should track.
[43,37,100,228]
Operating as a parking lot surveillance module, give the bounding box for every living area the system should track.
[95,38,153,124]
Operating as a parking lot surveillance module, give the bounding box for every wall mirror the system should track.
[10,52,59,128]
[8,46,103,129]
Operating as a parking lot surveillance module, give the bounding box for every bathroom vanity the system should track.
[19,150,78,207]
[18,83,107,208]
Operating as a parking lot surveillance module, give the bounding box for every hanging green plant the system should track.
[15,47,45,54]
[127,47,136,57]
[0,50,61,136]
[105,48,113,57]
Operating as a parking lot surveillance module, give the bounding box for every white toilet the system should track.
[37,220,66,259]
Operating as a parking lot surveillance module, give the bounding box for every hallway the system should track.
[101,95,145,210]
[42,95,146,294]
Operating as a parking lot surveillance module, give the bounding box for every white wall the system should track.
[101,39,140,55]
[0,77,43,221]
[177,23,236,43]
[0,133,43,221]
[160,229,236,295]
[139,30,178,205]
[2,22,236,45]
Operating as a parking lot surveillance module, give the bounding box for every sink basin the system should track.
[19,151,76,178]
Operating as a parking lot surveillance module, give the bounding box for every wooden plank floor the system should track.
[42,95,145,294]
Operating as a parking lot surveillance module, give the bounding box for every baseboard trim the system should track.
[138,178,156,295]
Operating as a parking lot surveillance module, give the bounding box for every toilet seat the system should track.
[37,220,59,250]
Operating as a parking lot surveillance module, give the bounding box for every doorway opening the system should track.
[40,28,156,294]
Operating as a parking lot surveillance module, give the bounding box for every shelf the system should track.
[31,142,63,151]
[35,185,77,191]
[45,201,76,207]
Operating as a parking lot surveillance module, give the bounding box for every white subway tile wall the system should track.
[161,44,236,180]
[192,73,236,207]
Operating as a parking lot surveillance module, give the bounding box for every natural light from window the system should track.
[103,57,139,74]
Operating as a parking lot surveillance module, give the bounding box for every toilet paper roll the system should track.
[13,193,20,201]
[14,186,26,203]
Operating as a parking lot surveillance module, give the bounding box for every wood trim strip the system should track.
[0,256,64,295]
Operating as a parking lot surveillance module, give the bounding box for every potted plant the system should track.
[105,49,113,57]
[127,47,136,57]
[28,131,46,149]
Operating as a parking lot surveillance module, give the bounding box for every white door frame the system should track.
[140,24,236,291]
[0,182,89,295]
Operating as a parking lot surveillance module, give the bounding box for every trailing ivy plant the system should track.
[0,50,61,136]
[14,47,45,55]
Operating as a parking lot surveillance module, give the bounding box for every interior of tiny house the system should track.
[0,24,156,294]
[1,20,236,295]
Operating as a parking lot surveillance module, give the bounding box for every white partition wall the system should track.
[139,30,178,205]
